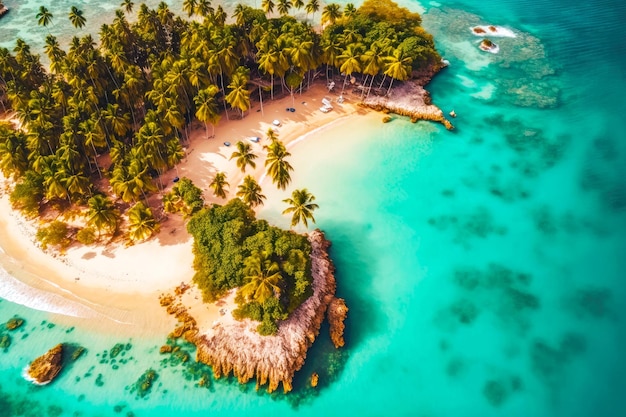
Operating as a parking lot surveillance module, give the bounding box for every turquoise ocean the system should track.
[1,0,625,416]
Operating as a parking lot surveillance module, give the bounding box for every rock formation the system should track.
[327,297,348,348]
[0,5,8,19]
[26,344,64,385]
[362,81,454,130]
[162,230,339,393]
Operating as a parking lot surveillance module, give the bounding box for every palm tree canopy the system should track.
[209,171,229,199]
[236,175,266,207]
[69,6,86,29]
[230,140,257,172]
[36,6,53,27]
[282,188,319,228]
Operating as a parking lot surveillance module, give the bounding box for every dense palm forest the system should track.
[0,0,439,248]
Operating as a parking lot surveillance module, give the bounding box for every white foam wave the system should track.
[0,265,122,321]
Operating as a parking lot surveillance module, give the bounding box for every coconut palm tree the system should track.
[194,85,220,138]
[68,6,86,29]
[230,141,257,172]
[36,6,53,29]
[339,43,363,93]
[182,0,198,17]
[277,0,292,16]
[236,175,265,207]
[292,0,304,13]
[225,67,251,118]
[239,250,282,303]
[86,194,120,236]
[384,47,413,94]
[265,139,293,190]
[321,3,342,26]
[261,0,275,16]
[121,0,134,14]
[344,3,357,18]
[282,188,318,228]
[209,171,229,199]
[305,0,320,22]
[127,201,159,242]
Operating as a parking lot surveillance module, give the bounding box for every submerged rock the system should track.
[310,372,319,387]
[6,317,24,331]
[328,297,348,348]
[26,344,64,385]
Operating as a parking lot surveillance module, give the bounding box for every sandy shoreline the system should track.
[0,83,377,336]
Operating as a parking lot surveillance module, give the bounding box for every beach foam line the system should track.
[0,266,132,324]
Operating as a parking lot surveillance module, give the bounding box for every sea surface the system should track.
[1,0,625,416]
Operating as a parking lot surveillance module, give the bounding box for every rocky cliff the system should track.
[190,230,337,393]
[26,344,64,385]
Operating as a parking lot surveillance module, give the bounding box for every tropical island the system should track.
[0,0,445,392]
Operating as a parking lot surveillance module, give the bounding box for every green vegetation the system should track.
[162,177,204,217]
[187,199,312,334]
[36,220,72,251]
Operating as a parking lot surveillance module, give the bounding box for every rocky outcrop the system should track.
[362,81,454,130]
[26,344,64,385]
[327,297,348,348]
[191,230,337,393]
[0,6,9,19]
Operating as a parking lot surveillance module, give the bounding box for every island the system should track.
[0,0,445,392]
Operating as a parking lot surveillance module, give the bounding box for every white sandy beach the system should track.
[0,83,377,336]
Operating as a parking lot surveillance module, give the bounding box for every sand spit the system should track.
[162,230,338,393]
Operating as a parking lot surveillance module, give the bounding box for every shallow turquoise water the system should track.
[1,0,625,416]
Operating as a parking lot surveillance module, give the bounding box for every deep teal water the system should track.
[1,0,625,416]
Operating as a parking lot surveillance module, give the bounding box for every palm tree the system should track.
[344,3,357,18]
[198,0,214,18]
[121,0,134,14]
[86,194,120,236]
[236,175,266,207]
[230,140,257,172]
[239,250,282,304]
[182,0,198,17]
[225,68,251,118]
[277,0,292,16]
[127,201,159,242]
[194,85,220,139]
[36,6,53,28]
[305,0,320,22]
[261,0,275,16]
[209,171,229,199]
[292,0,304,13]
[339,43,363,93]
[68,6,86,29]
[321,3,342,26]
[282,188,318,228]
[384,48,413,94]
[265,139,293,190]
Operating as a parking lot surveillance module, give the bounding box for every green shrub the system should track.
[36,220,72,251]
[76,227,97,245]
